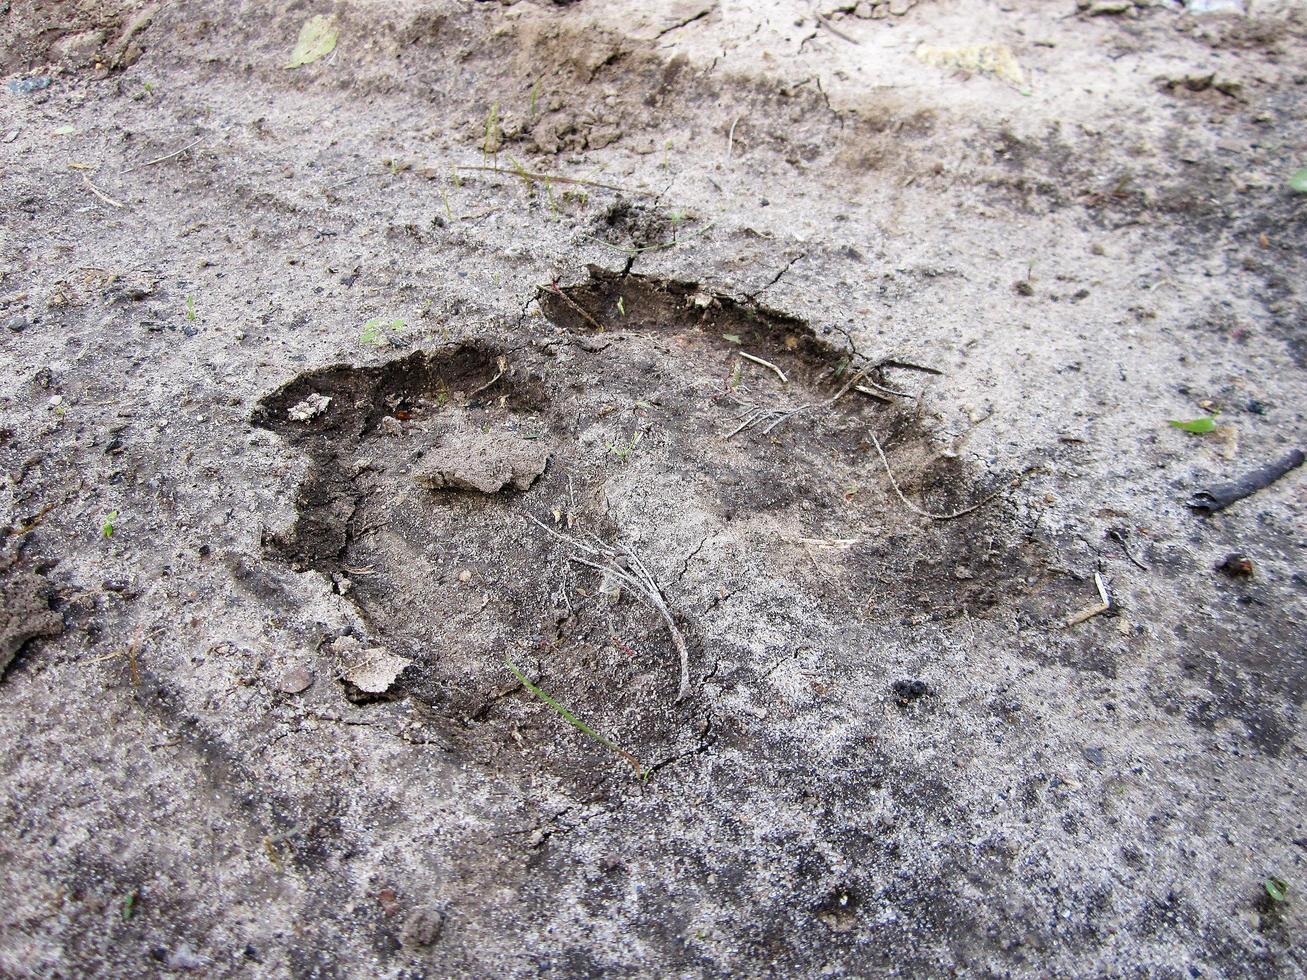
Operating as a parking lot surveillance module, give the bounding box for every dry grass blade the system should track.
[454,164,640,195]
[83,175,125,208]
[866,427,1028,521]
[724,370,867,440]
[527,514,692,702]
[738,351,787,384]
[122,137,203,173]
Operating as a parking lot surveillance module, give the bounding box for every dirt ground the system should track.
[2,0,1305,975]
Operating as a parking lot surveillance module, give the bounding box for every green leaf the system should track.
[722,333,742,345]
[1168,416,1216,434]
[1265,877,1289,903]
[101,511,118,538]
[1290,169,1307,194]
[52,125,76,136]
[286,15,338,69]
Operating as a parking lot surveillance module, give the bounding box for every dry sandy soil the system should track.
[2,0,1306,975]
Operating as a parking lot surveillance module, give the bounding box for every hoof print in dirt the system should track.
[254,268,1054,790]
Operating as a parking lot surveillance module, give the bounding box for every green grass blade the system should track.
[505,659,642,775]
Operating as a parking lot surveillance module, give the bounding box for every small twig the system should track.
[6,502,59,539]
[1107,529,1148,571]
[91,624,143,684]
[122,137,203,173]
[815,12,860,44]
[83,175,125,209]
[1065,572,1113,628]
[469,357,508,397]
[549,283,604,332]
[738,351,788,384]
[853,377,910,399]
[527,514,692,702]
[725,116,741,161]
[879,358,943,376]
[851,385,893,405]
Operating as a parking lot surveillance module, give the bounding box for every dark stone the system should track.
[8,76,52,95]
[1217,553,1255,579]
[891,679,930,703]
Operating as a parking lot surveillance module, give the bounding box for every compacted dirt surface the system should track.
[2,0,1306,975]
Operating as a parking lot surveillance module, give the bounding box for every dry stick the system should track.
[122,137,203,173]
[854,378,910,399]
[816,12,860,44]
[527,515,692,703]
[725,116,741,161]
[738,351,788,383]
[83,175,124,208]
[1065,572,1112,628]
[866,427,1006,521]
[550,284,604,331]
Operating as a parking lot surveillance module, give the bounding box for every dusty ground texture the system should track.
[1,0,1306,975]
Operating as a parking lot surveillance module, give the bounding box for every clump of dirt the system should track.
[254,268,1063,792]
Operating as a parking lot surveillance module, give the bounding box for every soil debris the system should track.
[414,432,550,494]
[287,393,331,422]
[341,649,412,701]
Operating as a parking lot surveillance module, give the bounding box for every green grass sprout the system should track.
[505,659,643,776]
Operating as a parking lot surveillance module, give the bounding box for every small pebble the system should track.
[276,667,314,694]
[401,908,445,948]
[1217,553,1255,579]
[457,569,472,583]
[6,316,27,332]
